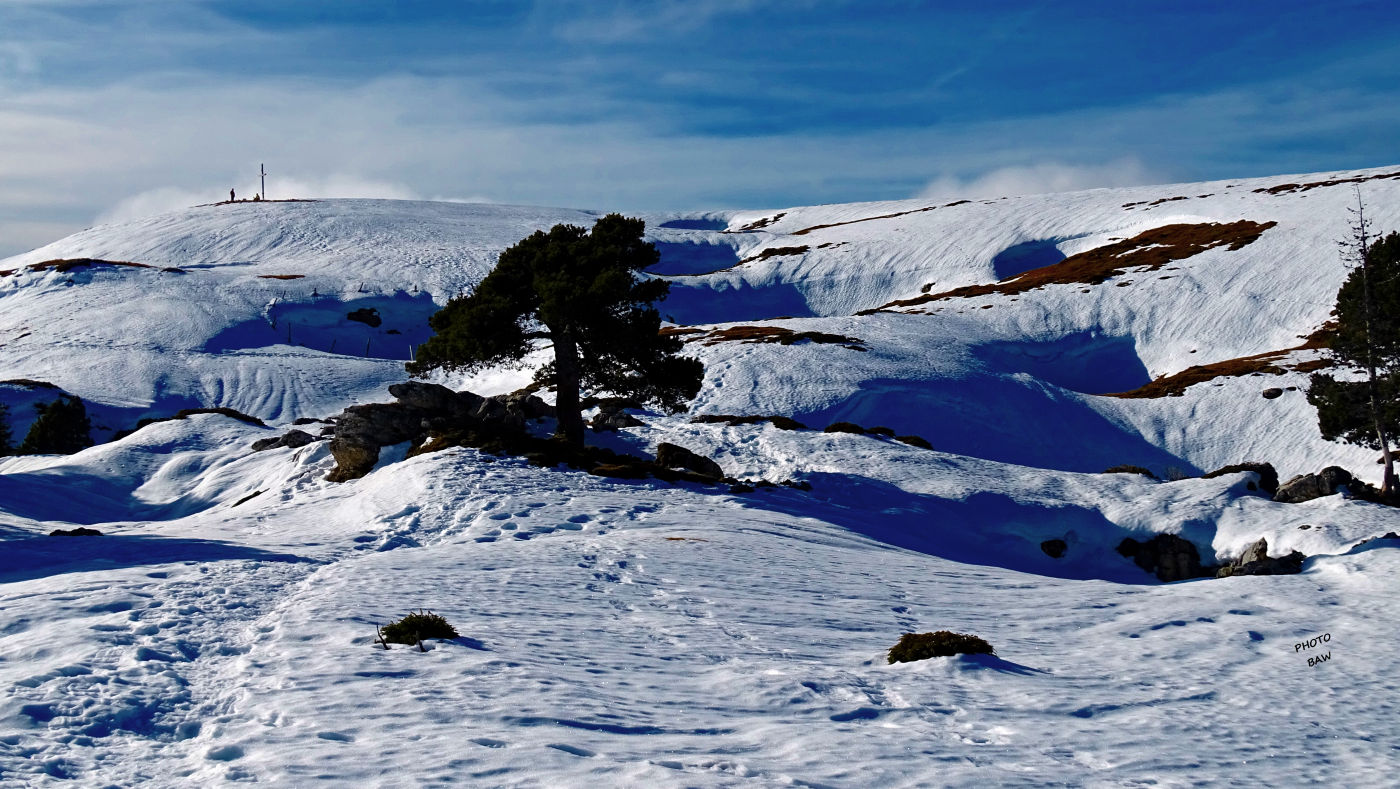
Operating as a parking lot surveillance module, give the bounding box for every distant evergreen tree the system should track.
[0,402,12,455]
[1307,193,1400,497]
[407,214,703,446]
[18,395,93,455]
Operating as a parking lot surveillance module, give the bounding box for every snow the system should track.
[2,169,1399,785]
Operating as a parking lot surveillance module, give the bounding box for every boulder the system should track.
[1215,537,1306,577]
[496,388,555,420]
[590,407,643,432]
[251,429,317,452]
[1319,466,1352,489]
[1116,534,1211,582]
[655,442,725,480]
[1262,387,1283,399]
[1274,466,1354,503]
[389,381,467,413]
[467,390,552,431]
[1040,539,1068,559]
[326,403,429,482]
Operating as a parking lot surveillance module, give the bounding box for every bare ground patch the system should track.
[665,325,867,351]
[867,220,1277,313]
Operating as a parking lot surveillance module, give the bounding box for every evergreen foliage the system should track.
[380,610,459,645]
[17,395,93,455]
[0,402,12,455]
[1307,229,1400,494]
[408,214,703,445]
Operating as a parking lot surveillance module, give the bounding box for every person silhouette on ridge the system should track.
[230,188,235,202]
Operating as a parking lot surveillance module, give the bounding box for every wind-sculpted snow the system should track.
[2,170,1400,785]
[1,413,1397,785]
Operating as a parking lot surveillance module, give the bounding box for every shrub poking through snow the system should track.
[380,610,459,649]
[824,421,865,435]
[888,631,994,664]
[896,434,933,449]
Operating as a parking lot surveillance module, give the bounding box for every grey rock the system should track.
[389,381,462,413]
[1274,466,1356,503]
[655,442,725,480]
[327,403,428,482]
[1116,534,1210,582]
[590,407,643,432]
[1274,474,1333,503]
[251,429,317,452]
[1319,466,1352,489]
[1238,537,1269,566]
[1215,536,1307,577]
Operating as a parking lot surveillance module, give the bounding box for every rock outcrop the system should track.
[655,442,725,480]
[1116,534,1211,582]
[1202,461,1278,495]
[325,384,555,482]
[1274,466,1352,503]
[590,405,643,432]
[1215,537,1306,577]
[251,429,317,452]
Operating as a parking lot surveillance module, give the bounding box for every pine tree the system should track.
[0,402,13,455]
[1306,191,1400,497]
[407,214,703,445]
[17,395,94,455]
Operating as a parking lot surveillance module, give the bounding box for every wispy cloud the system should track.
[916,159,1161,201]
[1,2,1398,257]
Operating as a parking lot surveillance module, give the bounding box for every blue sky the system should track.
[2,0,1399,255]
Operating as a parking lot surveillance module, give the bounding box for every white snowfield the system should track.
[1,169,1398,786]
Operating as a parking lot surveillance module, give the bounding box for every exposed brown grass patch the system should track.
[790,200,969,237]
[728,212,786,232]
[1253,171,1400,195]
[736,245,809,265]
[1106,343,1334,399]
[684,325,867,350]
[869,221,1277,312]
[3,258,153,277]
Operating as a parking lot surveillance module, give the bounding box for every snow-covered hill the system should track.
[1,170,1398,786]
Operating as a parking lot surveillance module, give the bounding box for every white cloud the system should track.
[915,159,1160,201]
[96,176,423,225]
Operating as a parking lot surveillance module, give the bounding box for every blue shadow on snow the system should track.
[738,472,1181,584]
[0,533,310,584]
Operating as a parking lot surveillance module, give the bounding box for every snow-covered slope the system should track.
[2,170,1398,786]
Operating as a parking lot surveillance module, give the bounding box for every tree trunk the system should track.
[1383,445,1398,499]
[551,328,585,446]
[1352,191,1395,498]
